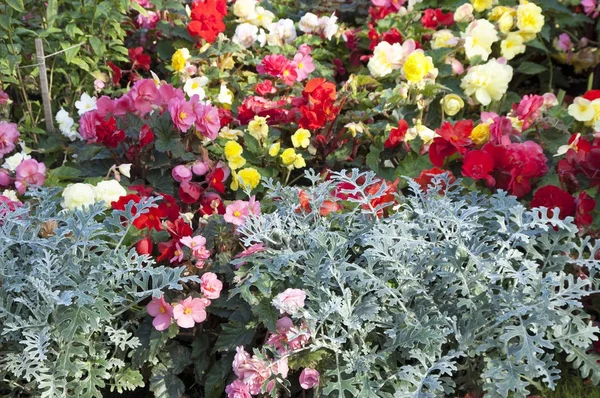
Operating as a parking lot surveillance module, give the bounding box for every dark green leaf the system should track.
[517,62,548,75]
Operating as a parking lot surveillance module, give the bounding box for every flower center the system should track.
[179,111,187,120]
[191,82,199,89]
[184,308,192,315]
[159,306,166,314]
[234,210,241,217]
[298,62,304,69]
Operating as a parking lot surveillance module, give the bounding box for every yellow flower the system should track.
[497,12,515,34]
[293,153,306,169]
[291,128,311,148]
[403,51,434,83]
[237,168,261,190]
[219,126,244,140]
[344,122,364,137]
[230,170,239,191]
[431,30,456,50]
[248,115,269,141]
[269,142,281,157]
[280,148,297,166]
[516,2,544,34]
[171,48,190,73]
[489,6,513,21]
[470,123,491,145]
[501,32,526,60]
[228,156,247,170]
[441,94,464,116]
[471,0,493,13]
[224,141,243,160]
[568,97,595,122]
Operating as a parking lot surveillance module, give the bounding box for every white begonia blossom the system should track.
[249,6,275,29]
[232,23,259,48]
[217,84,234,105]
[93,180,127,208]
[318,14,339,40]
[3,152,30,172]
[233,0,257,22]
[461,59,513,106]
[299,12,319,33]
[462,19,499,61]
[61,183,96,210]
[184,76,209,99]
[266,19,297,45]
[75,92,97,115]
[117,164,132,178]
[367,41,408,78]
[2,189,19,202]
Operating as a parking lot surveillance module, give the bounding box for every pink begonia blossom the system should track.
[133,0,151,8]
[192,161,209,176]
[267,316,310,353]
[298,44,311,56]
[200,272,223,299]
[489,116,517,146]
[194,247,211,268]
[172,165,193,183]
[180,235,207,256]
[158,84,185,108]
[113,94,136,116]
[233,346,251,377]
[266,357,289,392]
[146,295,174,331]
[192,99,221,140]
[172,297,207,328]
[557,33,573,52]
[371,0,405,10]
[137,11,159,29]
[292,53,316,82]
[130,79,160,115]
[237,356,272,395]
[0,169,11,187]
[0,121,20,157]
[225,380,252,398]
[299,368,320,389]
[224,200,250,226]
[542,93,558,110]
[96,96,115,117]
[272,288,307,314]
[94,79,105,91]
[480,111,499,124]
[15,159,46,194]
[0,90,9,105]
[79,110,101,141]
[247,196,261,216]
[515,94,544,130]
[170,242,184,263]
[168,97,196,132]
[234,243,265,259]
[0,195,21,222]
[582,0,599,18]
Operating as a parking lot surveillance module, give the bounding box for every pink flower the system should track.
[147,295,174,331]
[234,243,265,259]
[514,94,544,130]
[224,200,250,226]
[247,196,261,216]
[192,161,209,176]
[172,297,207,328]
[281,63,298,86]
[15,159,46,194]
[158,84,185,108]
[170,242,184,264]
[180,235,207,255]
[0,121,19,157]
[237,356,271,395]
[272,288,307,314]
[192,99,220,140]
[582,0,599,18]
[201,272,223,299]
[168,98,196,132]
[298,44,311,56]
[194,247,211,268]
[267,317,310,353]
[96,96,116,117]
[0,90,9,105]
[489,116,515,146]
[130,79,160,115]
[292,53,316,81]
[137,11,159,29]
[225,380,252,398]
[233,346,251,377]
[299,368,320,389]
[0,169,11,187]
[79,111,101,141]
[172,165,193,183]
[557,33,573,52]
[257,54,289,77]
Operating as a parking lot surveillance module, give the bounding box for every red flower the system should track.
[382,28,403,44]
[95,116,125,148]
[384,119,409,149]
[199,192,224,216]
[531,185,576,219]
[429,138,457,167]
[461,150,495,186]
[129,185,154,197]
[128,47,151,71]
[303,78,337,105]
[438,120,473,152]
[165,218,193,241]
[256,80,276,96]
[362,178,400,217]
[187,0,226,43]
[575,191,596,226]
[133,206,166,231]
[218,108,233,127]
[139,124,154,147]
[414,167,456,192]
[583,90,600,101]
[111,194,141,213]
[257,54,290,77]
[179,181,203,204]
[157,240,177,263]
[158,194,181,222]
[298,105,328,130]
[421,8,454,29]
[281,63,298,86]
[107,61,122,86]
[136,237,153,255]
[207,167,226,194]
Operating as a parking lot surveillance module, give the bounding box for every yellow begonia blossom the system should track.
[237,168,261,189]
[501,32,526,60]
[471,0,494,13]
[403,51,435,83]
[516,2,544,34]
[441,94,464,116]
[470,123,491,145]
[171,48,190,73]
[224,141,243,159]
[269,142,281,157]
[291,129,311,148]
[248,115,269,141]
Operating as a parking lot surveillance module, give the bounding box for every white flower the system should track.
[2,189,19,202]
[117,163,132,178]
[454,3,474,23]
[266,19,297,45]
[233,0,257,22]
[461,58,513,106]
[431,30,457,50]
[232,23,259,48]
[555,133,581,157]
[413,121,438,144]
[500,32,526,61]
[183,76,209,99]
[257,28,267,47]
[299,12,319,33]
[55,108,72,125]
[367,41,407,78]
[462,19,499,61]
[74,93,97,115]
[3,152,30,172]
[318,14,338,40]
[217,84,234,105]
[61,183,96,210]
[568,97,595,122]
[93,180,127,208]
[249,6,275,29]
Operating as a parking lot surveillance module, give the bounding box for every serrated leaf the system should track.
[213,320,256,353]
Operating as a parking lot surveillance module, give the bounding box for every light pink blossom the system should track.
[130,79,160,115]
[299,368,320,389]
[272,288,307,315]
[225,380,252,398]
[233,346,251,377]
[170,242,184,263]
[200,272,223,299]
[224,200,250,226]
[192,99,221,140]
[237,356,271,395]
[169,98,196,132]
[292,53,315,81]
[0,121,19,157]
[15,159,46,194]
[172,297,207,328]
[180,235,207,256]
[172,165,193,183]
[147,295,174,331]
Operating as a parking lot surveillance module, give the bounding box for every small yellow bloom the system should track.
[489,6,513,21]
[269,142,281,157]
[501,32,526,60]
[224,141,243,160]
[237,168,261,190]
[230,170,239,191]
[344,122,364,137]
[516,2,544,34]
[219,126,244,140]
[293,153,306,169]
[280,148,297,166]
[518,31,537,43]
[228,156,247,170]
[248,115,269,141]
[403,51,434,83]
[441,94,464,116]
[171,48,190,73]
[291,128,311,148]
[497,12,515,34]
[471,0,493,13]
[470,123,491,145]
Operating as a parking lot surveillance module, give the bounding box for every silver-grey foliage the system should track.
[234,169,600,397]
[0,188,198,397]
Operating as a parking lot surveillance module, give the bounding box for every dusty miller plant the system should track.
[0,187,198,398]
[233,169,600,397]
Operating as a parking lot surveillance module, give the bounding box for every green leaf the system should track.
[70,57,90,71]
[517,62,548,75]
[0,15,13,31]
[60,42,80,64]
[6,0,25,12]
[130,1,148,15]
[89,37,105,57]
[149,363,185,398]
[111,368,145,394]
[213,320,257,352]
[204,354,233,398]
[251,299,279,331]
[48,166,82,181]
[46,0,58,27]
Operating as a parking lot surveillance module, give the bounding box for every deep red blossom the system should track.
[179,181,203,204]
[428,120,473,167]
[583,90,600,101]
[384,120,409,149]
[414,167,456,192]
[369,6,396,21]
[207,167,227,194]
[237,96,290,125]
[95,116,125,148]
[382,28,403,44]
[165,218,193,241]
[257,54,290,77]
[133,206,166,231]
[128,47,151,71]
[421,8,455,29]
[576,191,596,226]
[158,194,181,221]
[139,124,154,147]
[157,240,177,263]
[462,150,495,186]
[187,0,227,43]
[107,61,122,85]
[303,78,337,105]
[136,237,153,255]
[531,185,576,219]
[362,178,400,217]
[199,192,225,216]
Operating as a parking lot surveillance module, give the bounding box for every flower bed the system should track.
[2,0,600,396]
